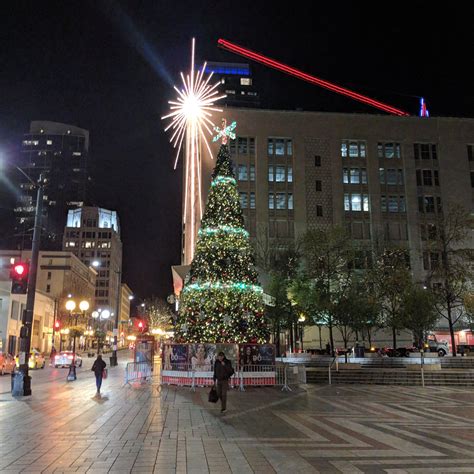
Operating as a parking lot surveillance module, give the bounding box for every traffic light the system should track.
[54,320,61,330]
[10,262,29,294]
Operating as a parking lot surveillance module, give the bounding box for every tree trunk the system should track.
[329,319,335,356]
[318,325,322,349]
[392,326,397,350]
[294,320,299,352]
[289,323,294,354]
[448,307,457,357]
[276,320,281,357]
[367,328,372,347]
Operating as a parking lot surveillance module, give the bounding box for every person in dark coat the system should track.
[91,354,106,396]
[213,352,234,413]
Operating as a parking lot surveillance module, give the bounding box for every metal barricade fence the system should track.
[125,361,153,385]
[158,361,306,391]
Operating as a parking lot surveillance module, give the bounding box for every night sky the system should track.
[1,1,473,300]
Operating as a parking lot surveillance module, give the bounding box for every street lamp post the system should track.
[65,300,76,381]
[110,269,121,367]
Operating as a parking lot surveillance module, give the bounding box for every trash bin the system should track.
[12,371,24,396]
[355,346,365,358]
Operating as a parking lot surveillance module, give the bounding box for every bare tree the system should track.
[143,297,173,331]
[426,204,474,356]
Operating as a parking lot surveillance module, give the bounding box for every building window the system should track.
[316,205,323,216]
[249,192,256,209]
[238,137,248,154]
[422,169,433,186]
[315,180,322,191]
[275,166,286,182]
[46,284,51,293]
[344,193,369,212]
[343,168,367,184]
[268,193,275,209]
[471,172,474,188]
[315,155,321,167]
[420,223,437,241]
[468,144,474,162]
[249,164,255,181]
[276,193,286,209]
[341,140,366,158]
[239,192,248,209]
[249,138,255,155]
[381,195,405,212]
[268,166,274,182]
[275,139,285,155]
[47,271,51,280]
[268,138,292,156]
[378,142,401,159]
[238,164,248,181]
[288,193,294,210]
[287,166,293,182]
[419,196,435,213]
[414,143,437,160]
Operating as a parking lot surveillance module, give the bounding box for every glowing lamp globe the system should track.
[79,300,90,312]
[65,300,76,312]
[101,309,111,319]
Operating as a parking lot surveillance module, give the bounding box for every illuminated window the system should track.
[345,193,369,212]
[351,194,361,211]
[287,140,293,156]
[275,166,285,182]
[276,193,286,209]
[275,139,285,155]
[239,192,248,209]
[238,164,248,181]
[46,140,53,145]
[287,166,293,182]
[342,140,366,158]
[268,193,275,209]
[249,164,255,181]
[288,193,294,210]
[378,142,401,159]
[238,137,248,154]
[240,78,251,86]
[250,192,256,209]
[268,166,274,181]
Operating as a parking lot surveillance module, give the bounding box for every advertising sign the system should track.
[239,344,275,367]
[162,344,189,370]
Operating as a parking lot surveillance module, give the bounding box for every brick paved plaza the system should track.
[1,362,474,474]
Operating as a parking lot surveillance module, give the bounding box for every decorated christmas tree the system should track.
[176,122,269,343]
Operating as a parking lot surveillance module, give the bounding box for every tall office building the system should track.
[205,62,259,107]
[191,109,474,346]
[15,121,91,249]
[62,207,122,314]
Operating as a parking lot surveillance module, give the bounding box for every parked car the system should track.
[15,349,46,369]
[0,352,16,375]
[54,351,83,368]
[424,335,449,356]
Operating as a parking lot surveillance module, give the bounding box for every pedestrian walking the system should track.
[213,352,234,413]
[91,354,106,396]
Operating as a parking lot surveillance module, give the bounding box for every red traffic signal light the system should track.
[54,320,61,330]
[138,321,143,329]
[10,262,29,294]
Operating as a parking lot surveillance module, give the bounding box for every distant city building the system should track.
[0,250,96,355]
[62,207,122,314]
[205,62,259,107]
[14,121,91,249]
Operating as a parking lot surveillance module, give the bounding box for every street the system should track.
[0,352,118,395]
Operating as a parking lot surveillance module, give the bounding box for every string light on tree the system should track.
[162,38,226,263]
[175,121,269,343]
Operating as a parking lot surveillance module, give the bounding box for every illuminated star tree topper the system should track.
[161,38,227,263]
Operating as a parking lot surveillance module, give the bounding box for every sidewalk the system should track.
[1,363,474,473]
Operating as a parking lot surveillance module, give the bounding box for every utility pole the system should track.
[16,173,45,396]
[110,268,121,366]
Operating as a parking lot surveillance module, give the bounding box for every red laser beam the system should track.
[218,39,410,117]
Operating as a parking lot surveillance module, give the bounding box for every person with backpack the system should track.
[91,354,106,397]
[213,351,234,413]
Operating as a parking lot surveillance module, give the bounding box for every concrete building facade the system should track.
[62,207,122,314]
[200,109,474,348]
